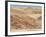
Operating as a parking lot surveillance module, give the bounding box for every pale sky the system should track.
[10,4,42,9]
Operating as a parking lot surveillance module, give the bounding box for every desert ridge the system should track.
[10,7,42,32]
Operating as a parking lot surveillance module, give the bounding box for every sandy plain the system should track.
[10,8,42,32]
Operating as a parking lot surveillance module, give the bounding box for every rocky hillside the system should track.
[10,8,42,32]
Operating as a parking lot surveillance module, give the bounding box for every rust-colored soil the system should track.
[10,8,42,32]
